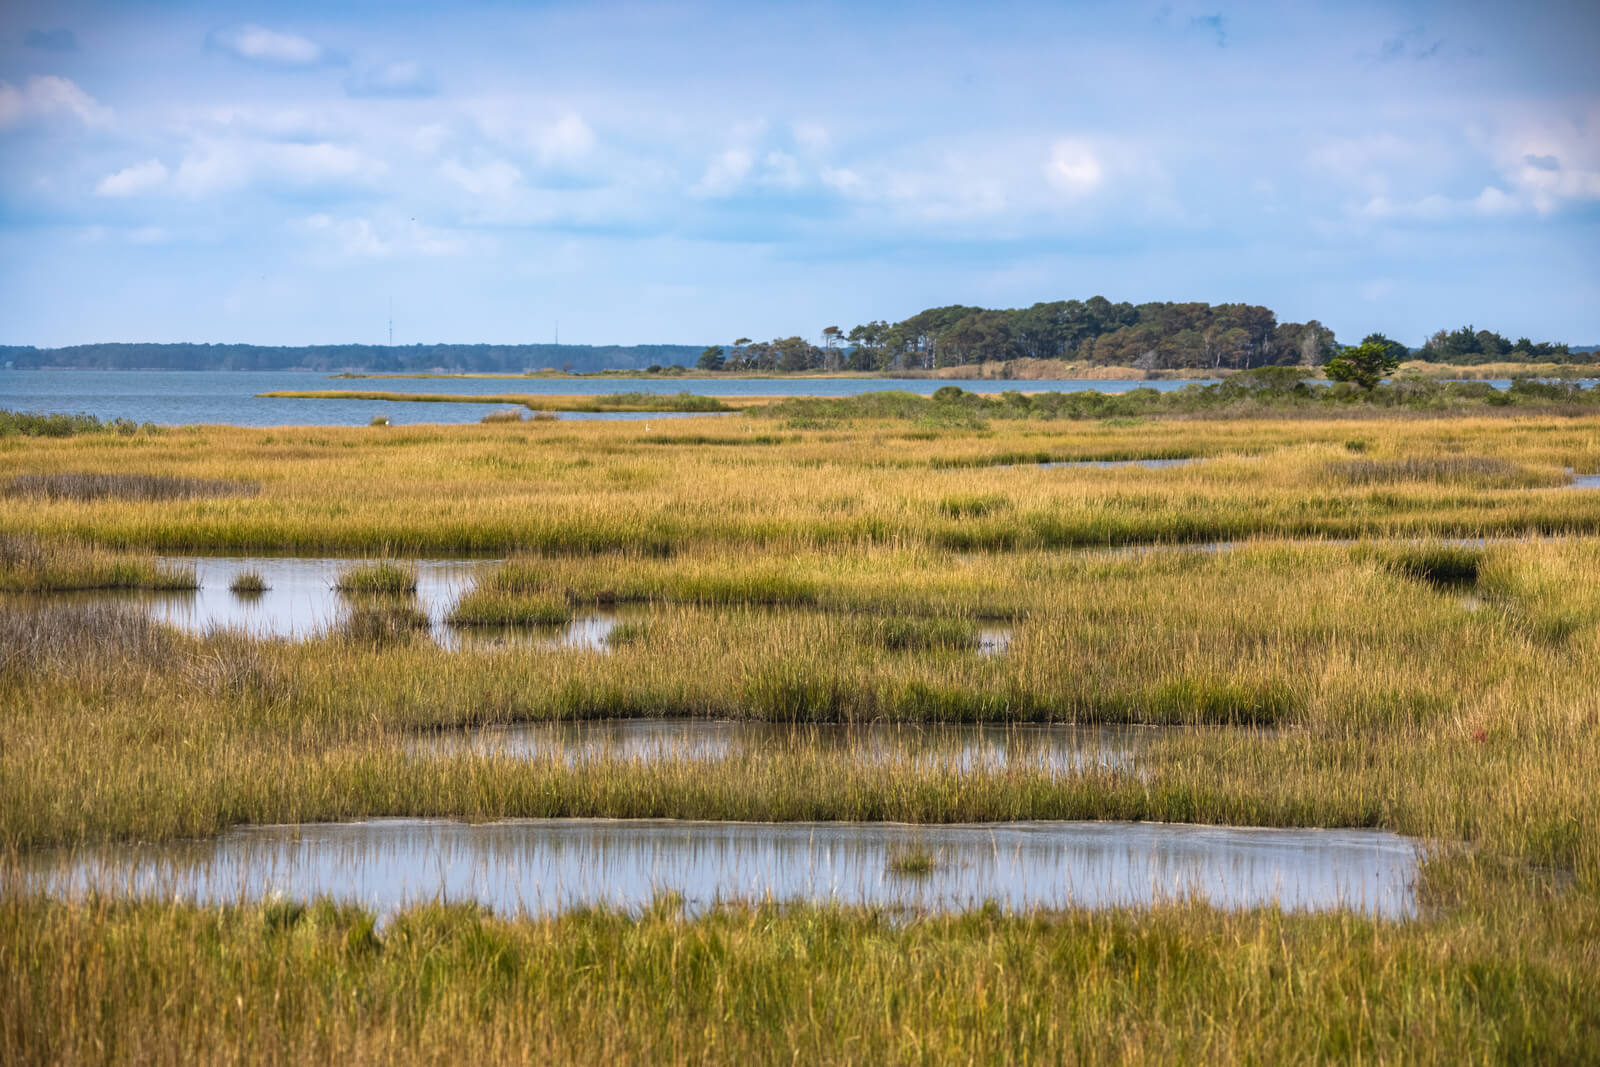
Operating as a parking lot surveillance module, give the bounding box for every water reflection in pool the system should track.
[27,817,1420,920]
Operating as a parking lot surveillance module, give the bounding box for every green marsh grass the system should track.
[334,560,418,595]
[448,590,571,627]
[5,414,1600,556]
[0,533,196,592]
[5,413,1600,1061]
[229,568,268,594]
[7,891,1598,1065]
[5,471,258,502]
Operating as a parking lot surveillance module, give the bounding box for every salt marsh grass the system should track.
[228,568,268,594]
[334,560,418,595]
[0,533,196,592]
[4,412,1600,1062]
[5,471,258,502]
[6,891,1596,1064]
[3,414,1600,556]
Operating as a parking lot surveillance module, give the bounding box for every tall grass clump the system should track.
[334,561,418,595]
[0,533,196,592]
[337,600,431,645]
[448,591,571,628]
[481,409,527,424]
[593,392,730,412]
[228,569,268,595]
[0,600,173,677]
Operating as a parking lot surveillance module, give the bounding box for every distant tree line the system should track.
[1414,326,1574,364]
[5,312,1588,374]
[700,300,1588,373]
[0,343,706,373]
[707,299,1340,372]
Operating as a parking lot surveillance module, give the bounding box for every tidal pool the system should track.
[120,556,622,649]
[419,719,1143,774]
[26,817,1420,919]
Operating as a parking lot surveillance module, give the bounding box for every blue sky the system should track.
[1,0,1597,348]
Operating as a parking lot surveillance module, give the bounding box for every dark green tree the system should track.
[696,345,726,371]
[1360,332,1410,365]
[1324,341,1401,390]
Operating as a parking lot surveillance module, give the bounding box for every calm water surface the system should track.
[119,556,620,650]
[80,556,1015,653]
[1,369,1216,426]
[27,817,1420,919]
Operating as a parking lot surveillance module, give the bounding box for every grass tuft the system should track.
[228,569,268,595]
[335,561,418,595]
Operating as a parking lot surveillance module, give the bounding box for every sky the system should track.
[1,0,1597,349]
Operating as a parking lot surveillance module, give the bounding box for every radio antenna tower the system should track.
[388,297,394,346]
[555,320,559,345]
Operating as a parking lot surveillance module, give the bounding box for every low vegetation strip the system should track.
[257,389,748,412]
[754,377,1600,427]
[0,410,156,438]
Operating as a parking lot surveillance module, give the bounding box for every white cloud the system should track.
[210,25,326,67]
[0,75,110,129]
[197,107,345,144]
[297,213,470,259]
[1473,186,1521,216]
[439,158,523,197]
[1358,187,1527,221]
[96,159,168,197]
[533,114,595,165]
[791,122,829,152]
[820,167,863,194]
[173,140,385,197]
[412,123,450,156]
[347,61,436,98]
[1044,140,1103,197]
[762,151,803,189]
[1488,113,1600,215]
[692,148,754,197]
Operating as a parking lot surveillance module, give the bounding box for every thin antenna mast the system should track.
[388,297,393,346]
